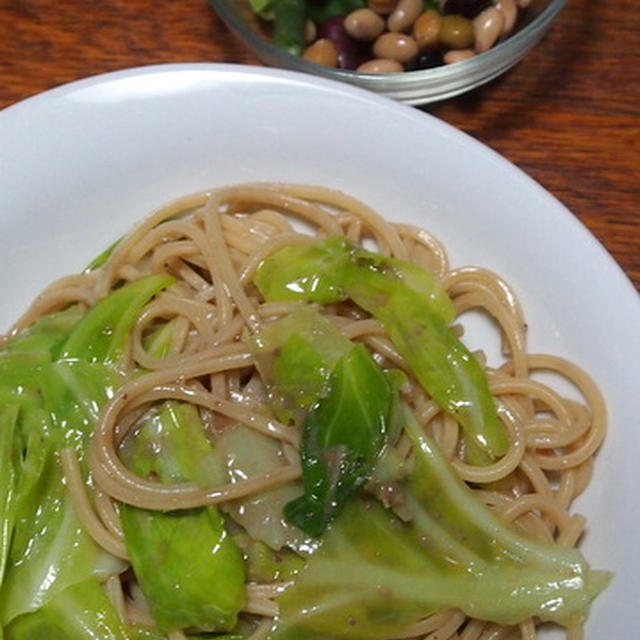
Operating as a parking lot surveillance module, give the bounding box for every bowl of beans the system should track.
[212,0,567,105]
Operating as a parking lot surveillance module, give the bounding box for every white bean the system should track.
[496,0,518,35]
[344,8,385,41]
[304,19,317,44]
[443,48,475,64]
[368,0,398,16]
[387,0,423,33]
[473,7,505,53]
[357,58,404,73]
[303,39,339,67]
[373,32,419,63]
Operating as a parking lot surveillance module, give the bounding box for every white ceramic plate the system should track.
[1,63,638,637]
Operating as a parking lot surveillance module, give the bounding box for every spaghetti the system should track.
[5,183,607,639]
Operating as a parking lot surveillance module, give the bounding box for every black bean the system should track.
[318,15,368,70]
[406,48,444,70]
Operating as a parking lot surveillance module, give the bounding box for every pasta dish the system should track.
[0,183,610,640]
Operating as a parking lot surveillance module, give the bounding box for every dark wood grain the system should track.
[1,0,638,289]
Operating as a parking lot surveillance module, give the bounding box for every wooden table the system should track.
[1,0,638,289]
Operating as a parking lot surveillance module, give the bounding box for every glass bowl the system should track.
[211,0,568,105]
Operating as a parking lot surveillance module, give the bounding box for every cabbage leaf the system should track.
[253,236,507,464]
[0,276,172,629]
[119,402,245,632]
[269,407,611,638]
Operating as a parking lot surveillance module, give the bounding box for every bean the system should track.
[439,15,475,49]
[258,0,525,73]
[387,0,423,33]
[495,0,517,35]
[357,58,404,73]
[443,48,475,64]
[412,10,442,50]
[318,16,367,70]
[344,8,385,41]
[303,38,339,67]
[367,0,398,16]
[440,0,491,19]
[373,32,419,64]
[406,48,444,70]
[473,6,504,53]
[305,19,317,44]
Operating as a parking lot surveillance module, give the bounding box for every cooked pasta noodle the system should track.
[4,183,607,639]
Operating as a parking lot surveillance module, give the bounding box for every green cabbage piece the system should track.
[84,238,121,272]
[0,406,18,588]
[269,406,611,638]
[245,305,609,636]
[232,533,305,583]
[60,275,174,364]
[119,402,245,633]
[0,276,173,631]
[0,361,126,625]
[4,579,163,640]
[247,308,394,536]
[282,342,393,536]
[253,236,507,464]
[247,305,354,423]
[215,424,311,553]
